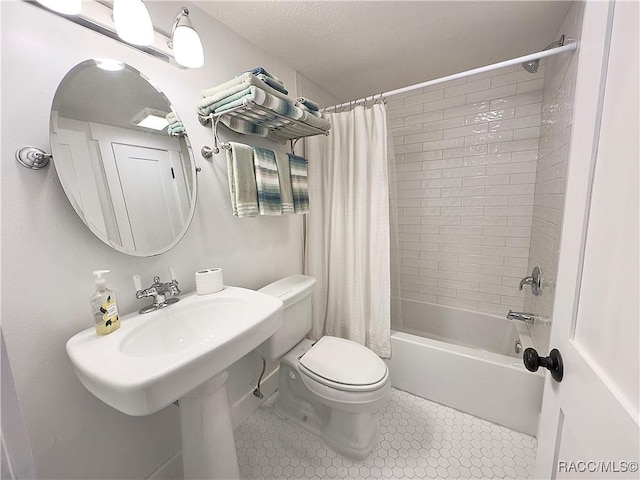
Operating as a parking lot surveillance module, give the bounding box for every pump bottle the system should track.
[90,270,120,335]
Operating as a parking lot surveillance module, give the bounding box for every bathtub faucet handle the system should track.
[519,266,542,295]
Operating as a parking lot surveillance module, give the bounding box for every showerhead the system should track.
[521,35,566,74]
[522,59,540,74]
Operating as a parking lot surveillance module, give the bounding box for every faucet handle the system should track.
[519,276,533,291]
[133,274,142,291]
[169,266,177,282]
[519,266,542,296]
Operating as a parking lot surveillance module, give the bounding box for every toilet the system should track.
[256,275,390,460]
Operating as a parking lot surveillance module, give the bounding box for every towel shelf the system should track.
[198,98,330,150]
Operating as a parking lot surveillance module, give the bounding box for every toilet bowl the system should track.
[256,275,390,460]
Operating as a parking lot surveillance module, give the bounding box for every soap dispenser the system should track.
[90,270,120,335]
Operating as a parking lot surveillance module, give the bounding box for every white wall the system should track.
[525,2,584,353]
[1,2,304,478]
[388,64,546,317]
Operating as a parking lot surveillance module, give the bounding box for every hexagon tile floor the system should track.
[234,388,536,479]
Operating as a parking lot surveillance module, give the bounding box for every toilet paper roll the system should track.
[195,268,223,295]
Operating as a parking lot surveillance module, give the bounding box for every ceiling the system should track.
[196,1,572,103]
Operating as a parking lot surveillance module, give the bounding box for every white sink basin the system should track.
[66,286,283,416]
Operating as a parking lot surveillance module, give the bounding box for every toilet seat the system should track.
[298,336,389,392]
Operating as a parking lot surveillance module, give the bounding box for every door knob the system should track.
[523,347,564,382]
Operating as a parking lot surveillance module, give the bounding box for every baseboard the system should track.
[145,451,182,480]
[146,367,280,480]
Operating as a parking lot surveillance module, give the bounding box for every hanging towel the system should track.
[253,147,282,215]
[274,151,295,214]
[296,97,320,111]
[256,74,288,95]
[288,154,310,214]
[226,142,258,217]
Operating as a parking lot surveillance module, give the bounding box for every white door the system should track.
[534,2,639,479]
[112,143,183,252]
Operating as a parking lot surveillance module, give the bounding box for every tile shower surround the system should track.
[389,63,546,315]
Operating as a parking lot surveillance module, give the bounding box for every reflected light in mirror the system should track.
[95,59,125,72]
[113,0,154,46]
[36,0,81,15]
[131,109,170,131]
[172,8,204,69]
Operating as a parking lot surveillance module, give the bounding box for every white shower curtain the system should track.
[305,103,391,358]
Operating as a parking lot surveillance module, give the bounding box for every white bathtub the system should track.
[387,299,544,436]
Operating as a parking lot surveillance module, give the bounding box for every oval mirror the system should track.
[50,59,197,256]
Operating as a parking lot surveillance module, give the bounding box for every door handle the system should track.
[523,347,564,382]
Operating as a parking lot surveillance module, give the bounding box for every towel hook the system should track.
[201,114,231,157]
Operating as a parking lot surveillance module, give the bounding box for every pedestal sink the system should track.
[66,286,283,479]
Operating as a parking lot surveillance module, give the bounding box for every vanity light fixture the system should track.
[25,0,204,69]
[170,7,204,69]
[131,108,170,131]
[35,0,81,15]
[113,0,154,47]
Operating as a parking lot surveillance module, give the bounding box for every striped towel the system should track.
[204,87,331,133]
[274,152,295,214]
[226,143,258,217]
[296,97,320,111]
[296,101,325,119]
[253,147,282,215]
[288,154,309,214]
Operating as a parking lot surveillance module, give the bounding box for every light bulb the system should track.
[36,0,81,15]
[173,25,204,68]
[113,0,154,46]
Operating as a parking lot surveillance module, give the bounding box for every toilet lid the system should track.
[299,336,387,387]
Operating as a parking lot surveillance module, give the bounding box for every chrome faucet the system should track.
[134,267,181,314]
[507,310,536,324]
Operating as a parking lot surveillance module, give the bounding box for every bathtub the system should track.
[387,299,544,436]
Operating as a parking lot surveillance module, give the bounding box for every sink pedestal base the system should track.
[180,371,239,479]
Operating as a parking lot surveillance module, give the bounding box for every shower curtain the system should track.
[305,103,391,358]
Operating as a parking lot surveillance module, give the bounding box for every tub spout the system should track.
[507,310,535,324]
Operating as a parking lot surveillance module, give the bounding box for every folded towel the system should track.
[288,154,309,214]
[244,67,281,83]
[253,147,282,215]
[296,101,325,119]
[296,97,320,111]
[256,74,288,95]
[226,142,258,217]
[200,85,331,134]
[274,151,294,214]
[167,121,185,136]
[198,73,291,112]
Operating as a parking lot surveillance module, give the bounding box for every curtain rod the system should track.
[323,42,578,112]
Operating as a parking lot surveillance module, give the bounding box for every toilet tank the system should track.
[255,275,316,360]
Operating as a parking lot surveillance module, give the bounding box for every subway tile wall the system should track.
[389,63,546,316]
[525,2,583,352]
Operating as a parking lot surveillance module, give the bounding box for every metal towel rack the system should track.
[198,98,329,158]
